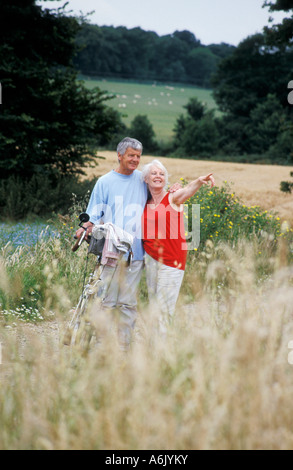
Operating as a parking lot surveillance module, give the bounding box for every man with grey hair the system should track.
[76,137,148,350]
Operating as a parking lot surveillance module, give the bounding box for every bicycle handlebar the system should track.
[71,213,91,252]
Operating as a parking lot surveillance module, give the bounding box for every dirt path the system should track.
[0,318,62,378]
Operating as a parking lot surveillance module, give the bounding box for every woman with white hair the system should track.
[142,159,215,331]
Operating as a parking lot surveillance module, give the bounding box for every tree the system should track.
[0,1,123,181]
[173,97,219,157]
[212,33,292,117]
[183,97,205,121]
[263,0,293,46]
[181,113,220,156]
[211,26,293,159]
[246,94,285,154]
[173,30,201,48]
[185,47,219,87]
[128,115,158,153]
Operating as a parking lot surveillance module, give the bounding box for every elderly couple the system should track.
[76,137,215,348]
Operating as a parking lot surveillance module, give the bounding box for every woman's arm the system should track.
[170,173,215,206]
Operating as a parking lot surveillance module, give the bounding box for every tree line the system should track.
[170,29,293,163]
[73,24,235,87]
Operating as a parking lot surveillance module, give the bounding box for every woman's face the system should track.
[146,165,166,190]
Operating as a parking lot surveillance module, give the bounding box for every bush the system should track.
[0,174,96,220]
[280,181,293,193]
[280,172,293,194]
[181,180,293,250]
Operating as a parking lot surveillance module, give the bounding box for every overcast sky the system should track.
[38,0,288,46]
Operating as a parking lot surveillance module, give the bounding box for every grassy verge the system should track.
[0,234,293,449]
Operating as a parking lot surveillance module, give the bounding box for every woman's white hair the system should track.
[141,159,169,187]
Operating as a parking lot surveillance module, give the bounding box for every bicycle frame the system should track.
[63,214,133,351]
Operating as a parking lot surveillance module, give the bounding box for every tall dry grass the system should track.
[1,238,293,450]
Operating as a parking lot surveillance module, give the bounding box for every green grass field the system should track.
[81,77,216,142]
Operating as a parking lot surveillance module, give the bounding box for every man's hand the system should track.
[75,222,93,241]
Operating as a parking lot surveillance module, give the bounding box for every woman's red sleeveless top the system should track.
[142,192,187,270]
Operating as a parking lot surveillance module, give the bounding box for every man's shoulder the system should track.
[95,169,145,189]
[93,171,115,188]
[98,170,115,182]
[98,169,143,181]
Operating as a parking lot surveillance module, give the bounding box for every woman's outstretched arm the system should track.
[170,173,215,206]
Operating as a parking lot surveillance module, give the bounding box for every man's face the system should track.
[118,147,141,174]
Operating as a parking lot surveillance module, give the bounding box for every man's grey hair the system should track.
[117,137,143,157]
[141,159,169,187]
